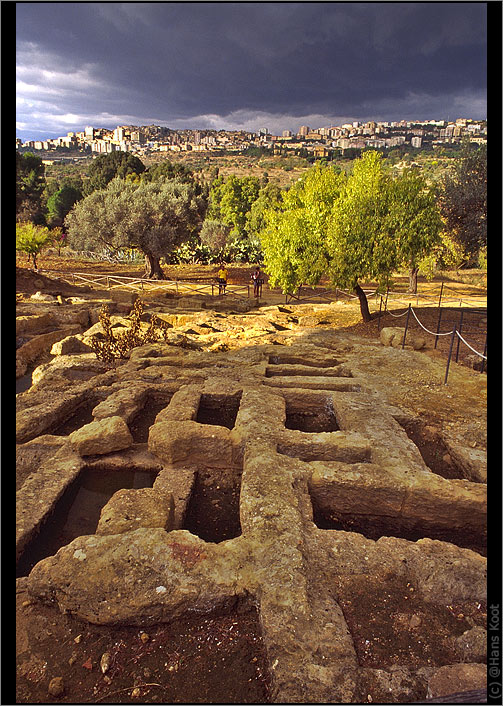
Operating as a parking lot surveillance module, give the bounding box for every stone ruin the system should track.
[16,291,487,703]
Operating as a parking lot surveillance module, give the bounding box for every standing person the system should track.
[251,266,263,298]
[217,263,228,295]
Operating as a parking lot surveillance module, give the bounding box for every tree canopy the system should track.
[65,177,202,278]
[46,185,82,228]
[83,151,145,196]
[259,163,345,294]
[260,153,442,320]
[16,222,53,269]
[440,142,486,263]
[16,152,46,223]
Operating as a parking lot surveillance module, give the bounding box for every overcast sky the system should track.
[16,2,487,142]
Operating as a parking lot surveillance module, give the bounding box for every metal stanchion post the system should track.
[455,310,464,363]
[438,282,444,308]
[481,335,487,374]
[378,296,383,331]
[444,325,457,385]
[402,304,411,350]
[434,307,443,349]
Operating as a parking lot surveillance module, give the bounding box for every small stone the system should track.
[140,632,150,643]
[48,677,65,697]
[100,652,111,674]
[68,653,77,666]
[143,667,151,679]
[410,614,422,628]
[74,634,82,643]
[103,675,112,685]
[131,687,141,697]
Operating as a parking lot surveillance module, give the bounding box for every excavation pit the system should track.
[284,397,339,433]
[50,401,97,436]
[311,501,486,556]
[399,419,466,480]
[16,466,158,577]
[196,393,242,430]
[129,394,174,443]
[183,468,242,543]
[268,354,341,367]
[331,573,487,670]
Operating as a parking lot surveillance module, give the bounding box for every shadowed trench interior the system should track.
[16,466,158,577]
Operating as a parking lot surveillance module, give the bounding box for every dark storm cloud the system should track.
[16,2,487,139]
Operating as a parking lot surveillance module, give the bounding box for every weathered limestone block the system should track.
[69,416,133,456]
[50,335,93,355]
[31,354,110,387]
[380,326,426,350]
[376,537,486,604]
[96,488,175,535]
[427,663,486,699]
[92,383,151,422]
[154,386,200,423]
[16,434,68,491]
[16,443,83,560]
[149,420,241,468]
[401,474,486,535]
[455,626,487,663]
[153,467,196,528]
[27,528,243,625]
[16,312,55,335]
[309,462,407,517]
[16,326,82,375]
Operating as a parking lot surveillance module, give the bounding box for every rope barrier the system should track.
[380,297,487,383]
[387,309,409,318]
[410,307,454,336]
[455,331,487,359]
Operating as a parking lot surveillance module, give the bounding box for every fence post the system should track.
[402,304,411,350]
[455,310,464,362]
[444,325,457,385]
[434,307,443,349]
[438,282,444,308]
[481,335,487,374]
[378,296,383,331]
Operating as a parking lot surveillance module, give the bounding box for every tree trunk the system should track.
[144,253,165,279]
[354,283,372,322]
[408,266,419,294]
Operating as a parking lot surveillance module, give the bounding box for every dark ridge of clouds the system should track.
[16,2,487,140]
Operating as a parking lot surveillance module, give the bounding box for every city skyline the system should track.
[16,2,487,143]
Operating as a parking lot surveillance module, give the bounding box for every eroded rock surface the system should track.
[16,295,487,703]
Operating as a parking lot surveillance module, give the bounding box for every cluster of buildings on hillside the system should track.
[17,118,486,160]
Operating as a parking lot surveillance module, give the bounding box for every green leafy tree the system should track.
[440,142,487,263]
[327,152,442,318]
[259,163,345,294]
[16,222,53,269]
[390,168,443,293]
[16,152,46,223]
[261,153,442,321]
[83,151,145,196]
[208,175,261,239]
[65,177,202,278]
[46,185,82,228]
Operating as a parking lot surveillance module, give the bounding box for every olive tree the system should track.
[65,177,202,278]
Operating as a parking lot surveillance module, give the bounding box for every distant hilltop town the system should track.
[17,118,487,159]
